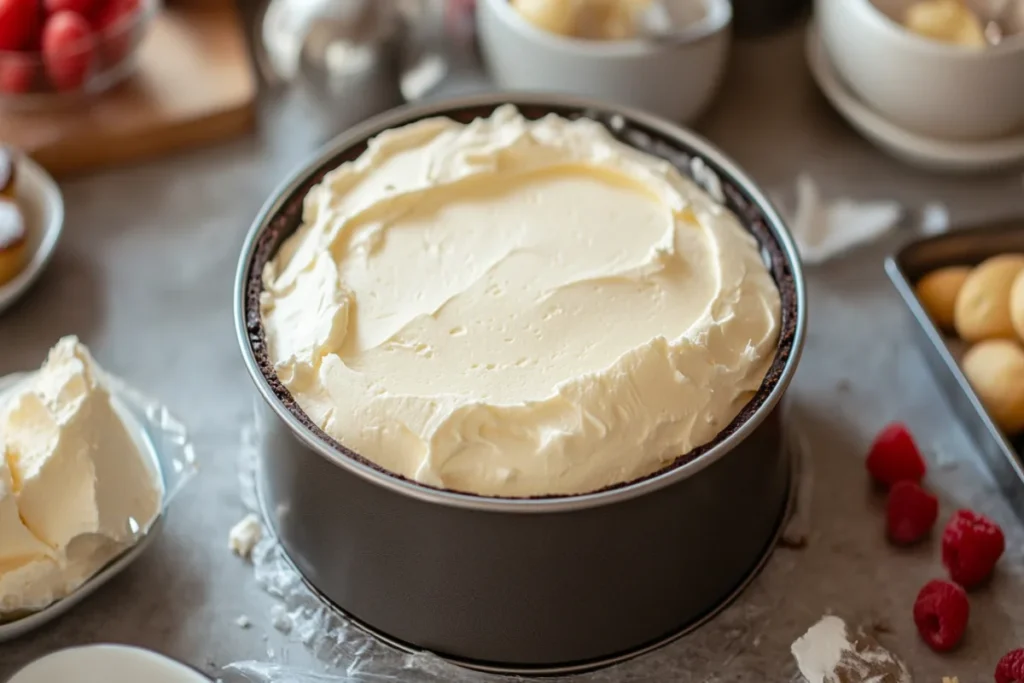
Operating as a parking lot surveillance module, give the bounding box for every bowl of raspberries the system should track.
[0,0,159,108]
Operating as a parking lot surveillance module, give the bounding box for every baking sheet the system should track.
[885,219,1024,520]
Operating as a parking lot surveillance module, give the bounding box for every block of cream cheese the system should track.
[0,337,161,614]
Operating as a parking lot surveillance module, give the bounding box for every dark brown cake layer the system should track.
[243,100,800,500]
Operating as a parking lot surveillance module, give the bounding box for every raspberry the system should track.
[44,0,102,17]
[913,579,969,652]
[996,648,1024,683]
[42,11,96,91]
[866,422,926,487]
[0,0,41,51]
[92,0,140,65]
[887,481,938,545]
[0,55,34,94]
[942,509,1005,589]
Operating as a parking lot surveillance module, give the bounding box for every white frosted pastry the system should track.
[261,106,781,497]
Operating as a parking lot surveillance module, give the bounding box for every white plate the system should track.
[7,644,213,683]
[0,156,64,315]
[806,22,1024,174]
[0,374,167,643]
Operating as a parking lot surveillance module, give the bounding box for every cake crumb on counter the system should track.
[229,514,263,561]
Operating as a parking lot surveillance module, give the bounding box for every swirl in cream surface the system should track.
[260,106,781,497]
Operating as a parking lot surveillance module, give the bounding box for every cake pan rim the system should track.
[234,91,808,513]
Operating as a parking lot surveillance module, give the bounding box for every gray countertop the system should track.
[2,17,1024,683]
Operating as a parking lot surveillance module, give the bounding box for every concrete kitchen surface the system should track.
[2,18,1023,683]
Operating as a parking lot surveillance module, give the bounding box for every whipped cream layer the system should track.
[0,337,161,613]
[261,106,781,497]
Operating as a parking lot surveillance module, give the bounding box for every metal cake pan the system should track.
[886,221,1024,520]
[235,93,807,672]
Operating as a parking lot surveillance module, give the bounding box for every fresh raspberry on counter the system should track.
[913,579,969,652]
[996,648,1024,683]
[942,509,1006,589]
[886,480,939,545]
[866,422,927,487]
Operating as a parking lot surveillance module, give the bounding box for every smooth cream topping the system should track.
[261,106,781,497]
[0,337,161,613]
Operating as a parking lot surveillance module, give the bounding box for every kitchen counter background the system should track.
[2,13,1024,683]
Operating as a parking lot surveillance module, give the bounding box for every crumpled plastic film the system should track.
[225,400,809,683]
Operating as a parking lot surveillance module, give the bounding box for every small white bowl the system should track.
[0,155,64,316]
[816,0,1024,141]
[476,0,732,123]
[8,645,213,683]
[806,22,1024,172]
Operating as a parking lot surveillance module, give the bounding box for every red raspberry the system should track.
[886,480,938,545]
[913,579,969,652]
[866,422,926,487]
[92,0,140,65]
[0,55,35,94]
[44,0,102,18]
[942,509,1005,588]
[42,10,96,91]
[0,0,41,51]
[996,648,1024,683]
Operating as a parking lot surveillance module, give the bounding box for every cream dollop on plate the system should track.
[0,337,161,614]
[261,106,781,497]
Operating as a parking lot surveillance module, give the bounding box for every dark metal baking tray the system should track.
[886,221,1024,520]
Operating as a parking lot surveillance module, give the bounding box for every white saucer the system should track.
[806,23,1024,174]
[0,374,166,643]
[0,156,64,316]
[8,645,212,683]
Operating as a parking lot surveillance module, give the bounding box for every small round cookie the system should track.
[962,339,1024,435]
[915,265,971,330]
[1011,270,1024,343]
[954,254,1024,342]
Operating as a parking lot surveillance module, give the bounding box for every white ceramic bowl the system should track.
[8,645,212,683]
[0,155,64,316]
[816,0,1024,141]
[476,0,732,123]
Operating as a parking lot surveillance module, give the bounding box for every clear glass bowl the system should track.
[0,0,160,111]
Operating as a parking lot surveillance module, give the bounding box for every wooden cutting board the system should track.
[0,0,258,178]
